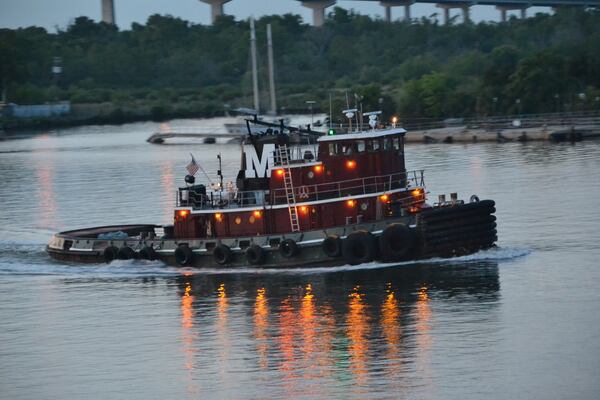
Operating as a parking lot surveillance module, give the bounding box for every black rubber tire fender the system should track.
[213,244,233,265]
[103,246,119,264]
[420,214,496,232]
[279,239,299,258]
[419,200,495,223]
[378,223,416,261]
[175,245,194,266]
[246,244,265,265]
[424,222,497,241]
[322,235,342,258]
[138,246,158,261]
[342,231,377,265]
[117,246,136,260]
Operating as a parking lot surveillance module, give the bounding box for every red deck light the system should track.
[253,210,262,218]
[300,206,309,214]
[314,165,323,173]
[178,210,189,218]
[411,188,423,198]
[275,169,285,177]
[346,160,356,169]
[380,194,389,202]
[215,213,223,222]
[346,199,356,207]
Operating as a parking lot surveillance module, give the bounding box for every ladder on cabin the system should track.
[277,144,300,232]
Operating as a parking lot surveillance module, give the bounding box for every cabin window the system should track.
[366,140,373,152]
[328,143,336,156]
[342,143,353,155]
[383,137,391,151]
[356,140,366,152]
[393,137,400,150]
[372,139,381,151]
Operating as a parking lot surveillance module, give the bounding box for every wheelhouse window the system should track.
[356,140,365,152]
[372,139,381,152]
[383,137,391,151]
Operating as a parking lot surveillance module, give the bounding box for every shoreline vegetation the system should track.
[1,8,599,132]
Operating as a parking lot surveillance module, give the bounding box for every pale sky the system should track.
[0,0,551,30]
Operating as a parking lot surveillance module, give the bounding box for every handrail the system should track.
[176,169,426,210]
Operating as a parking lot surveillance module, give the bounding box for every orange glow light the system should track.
[276,169,285,177]
[300,206,309,214]
[178,210,190,218]
[253,210,262,218]
[346,160,357,169]
[347,199,356,207]
[215,213,223,222]
[412,188,423,197]
[314,165,323,173]
[380,194,389,202]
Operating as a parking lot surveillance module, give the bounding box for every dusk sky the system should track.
[0,0,551,30]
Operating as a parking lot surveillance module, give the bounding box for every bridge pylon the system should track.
[380,1,415,22]
[436,2,470,25]
[101,0,115,25]
[301,1,336,27]
[200,0,232,24]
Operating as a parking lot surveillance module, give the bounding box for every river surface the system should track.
[1,119,599,400]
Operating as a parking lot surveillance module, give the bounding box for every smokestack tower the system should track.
[101,0,116,25]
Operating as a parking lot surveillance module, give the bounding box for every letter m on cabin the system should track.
[244,144,275,178]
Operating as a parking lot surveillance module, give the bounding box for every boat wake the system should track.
[0,242,530,278]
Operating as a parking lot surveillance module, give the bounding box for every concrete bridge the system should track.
[100,0,600,27]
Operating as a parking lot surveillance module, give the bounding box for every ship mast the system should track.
[267,23,277,116]
[250,18,260,114]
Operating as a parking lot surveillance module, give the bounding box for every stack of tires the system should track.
[417,199,497,258]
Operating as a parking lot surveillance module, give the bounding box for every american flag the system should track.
[186,153,199,176]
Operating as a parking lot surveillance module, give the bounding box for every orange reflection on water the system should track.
[254,288,269,371]
[35,158,58,229]
[180,281,199,394]
[347,285,370,388]
[415,285,433,383]
[278,297,298,378]
[160,161,175,223]
[381,283,404,385]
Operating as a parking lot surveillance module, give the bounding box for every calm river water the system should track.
[1,119,599,400]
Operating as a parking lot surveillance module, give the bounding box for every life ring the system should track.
[298,186,309,199]
[139,246,158,261]
[213,244,233,265]
[280,239,299,258]
[470,194,480,203]
[117,246,136,260]
[322,235,342,258]
[175,245,194,266]
[342,231,377,265]
[246,244,265,265]
[103,246,119,263]
[378,223,415,261]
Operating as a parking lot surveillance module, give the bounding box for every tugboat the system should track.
[47,111,497,268]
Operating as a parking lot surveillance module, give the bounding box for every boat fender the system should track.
[322,235,342,258]
[175,245,194,266]
[378,223,415,261]
[342,231,377,265]
[280,238,299,258]
[117,246,137,260]
[213,244,233,265]
[103,246,119,264]
[246,244,265,265]
[139,246,158,261]
[470,194,480,203]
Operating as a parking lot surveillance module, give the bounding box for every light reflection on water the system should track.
[1,120,600,399]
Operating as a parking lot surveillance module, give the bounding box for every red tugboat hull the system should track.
[46,200,496,268]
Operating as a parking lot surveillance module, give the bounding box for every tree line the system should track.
[1,7,599,123]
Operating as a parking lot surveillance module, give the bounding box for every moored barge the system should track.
[47,113,497,268]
